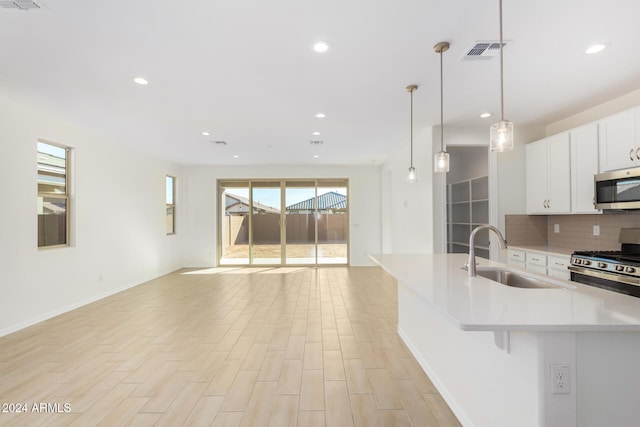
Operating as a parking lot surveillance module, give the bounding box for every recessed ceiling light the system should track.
[315,113,326,118]
[312,131,321,136]
[202,131,210,136]
[585,43,609,55]
[233,155,239,158]
[313,41,330,53]
[480,112,492,118]
[313,155,320,158]
[133,77,149,85]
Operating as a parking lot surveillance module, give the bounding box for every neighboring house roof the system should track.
[225,193,280,214]
[286,191,347,211]
[43,201,66,214]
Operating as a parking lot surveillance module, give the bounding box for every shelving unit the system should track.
[447,175,489,259]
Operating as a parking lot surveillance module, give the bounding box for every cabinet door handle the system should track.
[547,199,550,208]
[630,148,636,161]
[636,147,640,160]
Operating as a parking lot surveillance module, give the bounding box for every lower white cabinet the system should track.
[507,248,570,280]
[547,255,571,280]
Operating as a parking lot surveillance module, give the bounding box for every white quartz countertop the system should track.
[369,253,640,332]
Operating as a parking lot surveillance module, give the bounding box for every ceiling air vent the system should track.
[0,0,41,10]
[461,41,507,61]
[212,140,227,145]
[310,140,324,145]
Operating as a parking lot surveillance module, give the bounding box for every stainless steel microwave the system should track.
[595,167,640,209]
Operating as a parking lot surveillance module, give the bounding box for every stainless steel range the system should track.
[569,228,640,298]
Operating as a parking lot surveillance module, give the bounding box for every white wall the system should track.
[0,94,183,336]
[546,88,640,135]
[180,164,382,267]
[381,127,433,253]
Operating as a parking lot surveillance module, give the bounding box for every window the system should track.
[37,141,70,248]
[166,176,176,234]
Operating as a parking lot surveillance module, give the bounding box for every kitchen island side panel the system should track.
[397,282,545,427]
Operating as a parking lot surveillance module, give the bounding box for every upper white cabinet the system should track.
[570,123,600,213]
[598,107,640,172]
[526,133,571,214]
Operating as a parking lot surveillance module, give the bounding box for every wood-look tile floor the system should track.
[0,267,461,427]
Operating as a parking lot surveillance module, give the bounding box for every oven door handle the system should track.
[568,266,640,287]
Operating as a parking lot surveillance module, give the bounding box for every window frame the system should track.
[166,175,176,235]
[37,139,71,249]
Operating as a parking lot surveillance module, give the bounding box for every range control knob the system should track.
[574,259,582,265]
[626,266,636,274]
[598,262,607,268]
[616,265,625,272]
[583,260,592,266]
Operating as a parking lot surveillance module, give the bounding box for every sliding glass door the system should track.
[219,181,250,264]
[251,181,283,265]
[218,179,348,266]
[317,182,348,265]
[285,182,317,264]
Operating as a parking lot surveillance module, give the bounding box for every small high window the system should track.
[37,141,70,248]
[166,176,176,234]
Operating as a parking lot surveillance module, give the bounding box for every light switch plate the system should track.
[554,224,560,233]
[593,225,600,236]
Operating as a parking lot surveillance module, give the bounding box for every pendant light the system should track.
[490,0,514,152]
[406,84,418,183]
[434,41,450,173]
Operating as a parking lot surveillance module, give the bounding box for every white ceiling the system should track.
[2,0,639,166]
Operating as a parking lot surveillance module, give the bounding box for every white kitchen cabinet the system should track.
[547,254,571,280]
[507,248,571,279]
[525,252,547,274]
[526,133,571,214]
[570,123,600,213]
[507,248,525,266]
[598,107,640,172]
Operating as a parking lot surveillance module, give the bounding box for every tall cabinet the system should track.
[447,176,489,259]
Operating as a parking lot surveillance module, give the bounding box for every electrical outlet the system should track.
[593,225,600,236]
[551,364,571,394]
[554,224,560,233]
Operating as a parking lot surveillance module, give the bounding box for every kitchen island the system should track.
[369,253,640,427]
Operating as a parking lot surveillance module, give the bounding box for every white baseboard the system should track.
[0,272,167,338]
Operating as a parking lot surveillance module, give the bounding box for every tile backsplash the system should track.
[506,212,640,250]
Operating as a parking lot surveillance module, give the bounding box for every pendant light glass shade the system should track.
[434,151,449,173]
[490,119,514,152]
[490,0,514,152]
[406,85,418,183]
[408,166,417,184]
[433,41,450,174]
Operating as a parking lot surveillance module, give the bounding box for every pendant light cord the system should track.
[410,88,414,168]
[440,49,444,152]
[499,0,505,121]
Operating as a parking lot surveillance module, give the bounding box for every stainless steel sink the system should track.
[474,268,560,289]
